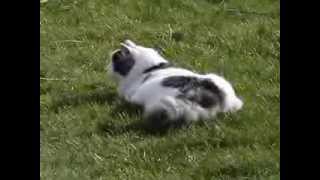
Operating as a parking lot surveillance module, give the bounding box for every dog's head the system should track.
[107,40,168,83]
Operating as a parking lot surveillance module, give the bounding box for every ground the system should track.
[40,0,280,179]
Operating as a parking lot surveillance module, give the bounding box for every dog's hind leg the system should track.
[142,97,191,133]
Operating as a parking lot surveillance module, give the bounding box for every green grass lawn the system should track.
[40,0,279,179]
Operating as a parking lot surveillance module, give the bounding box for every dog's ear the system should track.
[121,42,136,55]
[123,40,136,47]
[120,40,138,53]
[120,43,130,55]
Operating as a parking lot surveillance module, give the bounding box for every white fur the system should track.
[107,40,243,124]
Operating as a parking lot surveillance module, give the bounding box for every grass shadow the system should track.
[97,119,189,137]
[109,100,143,119]
[206,0,228,4]
[96,120,148,136]
[98,117,184,137]
[50,87,117,112]
[97,111,229,137]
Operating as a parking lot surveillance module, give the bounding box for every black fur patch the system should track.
[112,50,135,76]
[162,76,224,108]
[143,62,171,74]
[144,109,187,133]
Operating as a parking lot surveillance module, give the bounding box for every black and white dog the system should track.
[107,40,243,131]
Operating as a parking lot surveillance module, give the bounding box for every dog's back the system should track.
[131,68,234,131]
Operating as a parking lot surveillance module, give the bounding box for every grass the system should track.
[40,0,280,179]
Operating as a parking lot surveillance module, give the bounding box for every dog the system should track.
[107,40,243,132]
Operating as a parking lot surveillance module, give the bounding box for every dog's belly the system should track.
[129,68,195,103]
[131,68,207,106]
[132,77,218,122]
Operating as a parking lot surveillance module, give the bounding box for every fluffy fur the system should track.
[107,40,243,131]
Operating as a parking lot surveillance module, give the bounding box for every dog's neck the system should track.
[142,62,171,74]
[119,62,171,101]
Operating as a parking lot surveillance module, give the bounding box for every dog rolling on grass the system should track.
[107,40,243,132]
